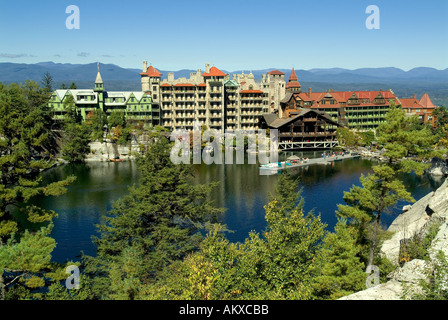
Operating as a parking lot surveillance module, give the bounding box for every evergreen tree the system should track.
[337,105,435,267]
[0,82,75,299]
[41,72,53,93]
[312,219,366,300]
[83,134,224,299]
[61,95,91,162]
[150,173,327,300]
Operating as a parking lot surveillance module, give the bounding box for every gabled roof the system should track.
[263,109,339,129]
[224,79,239,87]
[280,91,294,104]
[400,98,423,109]
[140,65,162,77]
[419,93,437,109]
[202,66,227,77]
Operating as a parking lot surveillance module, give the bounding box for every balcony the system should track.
[279,132,337,138]
[302,117,318,122]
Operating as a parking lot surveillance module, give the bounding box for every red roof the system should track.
[202,66,227,77]
[174,83,195,87]
[400,98,423,109]
[140,65,162,77]
[240,90,264,94]
[419,93,437,109]
[268,70,285,75]
[197,83,206,87]
[289,68,298,82]
[160,83,172,87]
[286,82,301,88]
[294,90,400,107]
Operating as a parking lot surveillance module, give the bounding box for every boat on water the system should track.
[110,158,123,163]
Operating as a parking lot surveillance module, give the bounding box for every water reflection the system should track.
[32,156,445,263]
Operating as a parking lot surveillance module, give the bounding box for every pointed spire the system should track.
[289,67,298,82]
[95,71,103,84]
[419,93,437,108]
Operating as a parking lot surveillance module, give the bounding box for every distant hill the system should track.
[1,62,447,106]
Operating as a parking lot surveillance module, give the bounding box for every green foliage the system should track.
[399,221,443,265]
[107,111,126,128]
[336,128,360,148]
[312,219,366,300]
[61,95,91,162]
[147,173,328,300]
[359,130,375,146]
[83,134,224,299]
[433,106,448,130]
[402,251,448,300]
[41,72,53,93]
[337,105,434,267]
[0,81,75,299]
[86,109,107,142]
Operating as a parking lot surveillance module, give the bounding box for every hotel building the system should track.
[49,62,439,136]
[140,62,287,132]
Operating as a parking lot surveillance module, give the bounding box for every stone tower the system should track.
[285,68,301,93]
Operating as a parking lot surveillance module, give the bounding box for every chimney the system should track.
[143,61,148,73]
[413,94,416,99]
[308,87,312,97]
[205,63,210,73]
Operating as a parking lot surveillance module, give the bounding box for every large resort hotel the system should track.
[49,61,439,149]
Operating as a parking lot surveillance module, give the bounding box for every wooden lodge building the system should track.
[261,68,439,150]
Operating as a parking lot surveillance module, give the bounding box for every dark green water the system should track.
[32,153,445,263]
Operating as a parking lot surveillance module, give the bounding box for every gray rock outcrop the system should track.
[339,259,429,300]
[339,177,448,300]
[425,157,448,176]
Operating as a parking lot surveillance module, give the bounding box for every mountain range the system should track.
[1,62,447,105]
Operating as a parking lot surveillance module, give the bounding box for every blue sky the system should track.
[0,0,447,71]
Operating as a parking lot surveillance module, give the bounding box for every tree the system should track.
[107,111,126,128]
[433,106,448,129]
[85,109,107,142]
[69,82,77,90]
[83,133,224,299]
[41,72,53,93]
[61,95,91,162]
[337,105,435,268]
[148,172,327,300]
[0,82,75,299]
[312,219,366,299]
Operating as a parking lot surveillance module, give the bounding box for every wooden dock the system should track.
[259,153,361,175]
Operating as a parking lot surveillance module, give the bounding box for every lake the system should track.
[32,151,445,263]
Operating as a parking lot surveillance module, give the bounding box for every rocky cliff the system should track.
[340,177,448,300]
